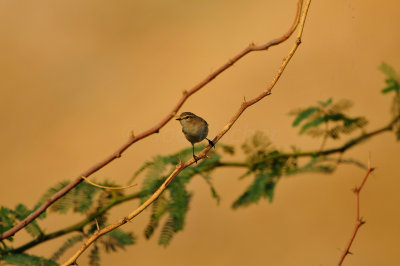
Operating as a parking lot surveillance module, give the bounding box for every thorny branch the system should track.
[62,0,312,265]
[338,163,375,265]
[0,0,305,241]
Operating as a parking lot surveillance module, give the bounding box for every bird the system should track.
[176,112,215,163]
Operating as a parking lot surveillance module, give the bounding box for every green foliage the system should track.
[50,234,84,262]
[14,204,43,239]
[292,107,319,126]
[144,196,169,239]
[133,145,229,246]
[167,177,191,233]
[380,62,400,140]
[158,217,175,247]
[2,254,58,266]
[232,172,276,209]
[286,158,335,175]
[100,228,136,252]
[0,204,43,244]
[0,207,15,242]
[33,181,70,218]
[290,98,367,139]
[233,132,338,209]
[48,181,104,214]
[89,245,100,266]
[380,62,400,94]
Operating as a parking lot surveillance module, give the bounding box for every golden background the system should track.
[1,0,400,265]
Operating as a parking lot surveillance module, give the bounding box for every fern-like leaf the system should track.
[100,228,136,252]
[2,253,58,266]
[33,181,70,218]
[168,178,191,232]
[144,196,169,239]
[232,172,276,209]
[158,217,175,247]
[0,207,15,241]
[89,245,100,266]
[13,204,43,238]
[292,107,320,126]
[50,234,84,261]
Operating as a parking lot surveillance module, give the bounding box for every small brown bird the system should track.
[176,112,215,163]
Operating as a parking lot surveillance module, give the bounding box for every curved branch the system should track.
[0,0,305,241]
[62,1,312,265]
[80,176,137,190]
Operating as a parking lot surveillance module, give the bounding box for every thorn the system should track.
[115,153,121,158]
[122,217,132,224]
[182,90,188,95]
[359,218,366,226]
[352,186,359,193]
[249,42,255,48]
[347,251,353,255]
[95,218,100,232]
[130,130,135,138]
[176,154,183,169]
[155,129,160,134]
[296,37,302,45]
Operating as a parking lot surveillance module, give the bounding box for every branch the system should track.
[249,115,399,163]
[0,0,305,241]
[337,162,375,265]
[80,176,137,190]
[62,1,312,265]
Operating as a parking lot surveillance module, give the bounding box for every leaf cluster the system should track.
[1,180,135,266]
[232,132,336,209]
[380,62,400,139]
[290,98,368,140]
[135,145,229,247]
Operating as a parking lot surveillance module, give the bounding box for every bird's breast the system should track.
[182,123,208,143]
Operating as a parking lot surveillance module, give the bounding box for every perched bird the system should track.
[176,112,215,163]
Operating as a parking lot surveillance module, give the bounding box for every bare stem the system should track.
[337,164,375,265]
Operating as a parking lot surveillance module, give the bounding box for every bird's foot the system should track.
[206,138,215,149]
[193,154,199,164]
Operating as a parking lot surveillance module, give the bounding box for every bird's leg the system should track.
[192,143,198,164]
[206,138,215,149]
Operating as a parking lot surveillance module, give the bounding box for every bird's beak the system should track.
[176,118,182,121]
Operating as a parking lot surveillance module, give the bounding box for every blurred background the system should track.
[1,0,400,265]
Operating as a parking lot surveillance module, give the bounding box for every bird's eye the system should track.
[185,116,190,119]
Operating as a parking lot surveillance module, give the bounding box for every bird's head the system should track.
[176,112,197,125]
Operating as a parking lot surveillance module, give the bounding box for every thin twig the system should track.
[0,0,305,241]
[80,176,137,190]
[337,162,375,265]
[62,1,312,265]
